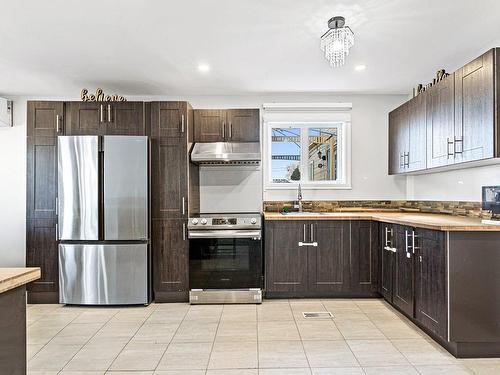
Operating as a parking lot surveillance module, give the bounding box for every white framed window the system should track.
[262,103,351,190]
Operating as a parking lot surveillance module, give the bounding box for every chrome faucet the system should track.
[296,183,303,212]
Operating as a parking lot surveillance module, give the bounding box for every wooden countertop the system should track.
[0,268,40,294]
[263,212,500,231]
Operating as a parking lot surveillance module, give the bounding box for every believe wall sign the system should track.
[81,88,127,102]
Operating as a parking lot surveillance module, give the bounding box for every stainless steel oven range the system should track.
[188,213,262,304]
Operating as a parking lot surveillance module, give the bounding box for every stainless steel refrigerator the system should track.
[57,135,150,305]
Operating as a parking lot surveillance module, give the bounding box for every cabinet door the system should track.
[393,225,414,317]
[407,93,427,171]
[415,229,447,340]
[226,109,260,142]
[380,224,395,301]
[388,103,409,174]
[151,101,186,138]
[350,221,379,294]
[152,219,188,295]
[426,74,455,168]
[151,137,188,219]
[454,50,495,163]
[106,102,145,135]
[26,218,58,294]
[308,221,350,293]
[66,102,105,135]
[265,221,308,293]
[27,101,64,137]
[193,109,226,142]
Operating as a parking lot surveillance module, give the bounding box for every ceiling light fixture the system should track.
[320,16,354,68]
[355,64,366,71]
[197,63,210,73]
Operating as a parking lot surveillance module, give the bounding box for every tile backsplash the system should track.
[263,200,490,218]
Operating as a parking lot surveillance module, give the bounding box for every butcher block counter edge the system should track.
[0,268,41,294]
[263,212,500,231]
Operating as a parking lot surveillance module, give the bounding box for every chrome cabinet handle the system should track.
[384,246,396,253]
[56,115,60,133]
[229,122,233,139]
[405,229,409,252]
[303,224,306,242]
[100,105,104,123]
[182,196,185,215]
[404,152,409,168]
[447,138,455,158]
[222,121,225,139]
[412,231,419,254]
[310,224,314,242]
[299,242,318,247]
[55,223,58,241]
[181,114,185,133]
[107,104,111,123]
[454,136,463,155]
[182,222,186,241]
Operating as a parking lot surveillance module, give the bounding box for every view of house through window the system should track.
[270,123,342,184]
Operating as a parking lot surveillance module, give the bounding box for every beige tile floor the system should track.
[27,299,500,375]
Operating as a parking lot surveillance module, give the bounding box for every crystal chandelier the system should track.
[320,16,354,67]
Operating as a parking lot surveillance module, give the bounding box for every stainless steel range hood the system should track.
[190,142,261,165]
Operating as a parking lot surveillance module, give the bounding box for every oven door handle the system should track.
[188,230,262,239]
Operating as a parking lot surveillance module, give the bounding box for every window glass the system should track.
[271,128,301,183]
[308,128,338,181]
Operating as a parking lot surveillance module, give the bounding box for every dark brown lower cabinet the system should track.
[308,221,350,293]
[380,224,448,342]
[265,220,308,294]
[414,228,447,340]
[0,286,27,375]
[350,221,380,294]
[152,219,189,302]
[265,220,378,297]
[392,225,415,317]
[380,223,395,302]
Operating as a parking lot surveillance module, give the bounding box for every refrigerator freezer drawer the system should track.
[59,243,148,305]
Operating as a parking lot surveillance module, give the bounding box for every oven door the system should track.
[189,230,262,290]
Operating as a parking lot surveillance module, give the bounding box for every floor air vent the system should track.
[302,311,334,319]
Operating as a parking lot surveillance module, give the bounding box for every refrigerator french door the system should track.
[57,135,150,305]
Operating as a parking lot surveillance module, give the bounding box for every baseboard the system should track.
[154,291,189,303]
[264,291,381,299]
[27,291,59,304]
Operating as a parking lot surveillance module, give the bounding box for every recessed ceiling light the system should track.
[198,63,210,73]
[355,64,366,71]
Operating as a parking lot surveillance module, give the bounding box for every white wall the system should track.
[0,93,406,266]
[407,164,500,201]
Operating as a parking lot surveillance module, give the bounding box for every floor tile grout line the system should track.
[321,300,367,375]
[154,303,191,373]
[104,304,159,373]
[28,305,87,367]
[56,307,124,374]
[205,304,223,374]
[290,299,313,374]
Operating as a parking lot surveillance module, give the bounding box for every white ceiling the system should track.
[1,0,500,96]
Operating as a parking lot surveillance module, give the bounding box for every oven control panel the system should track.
[188,214,261,229]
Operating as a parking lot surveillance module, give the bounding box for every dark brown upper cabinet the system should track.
[388,102,409,174]
[66,101,145,136]
[426,73,455,169]
[194,108,259,142]
[389,47,500,174]
[226,109,260,142]
[27,101,64,137]
[454,49,495,163]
